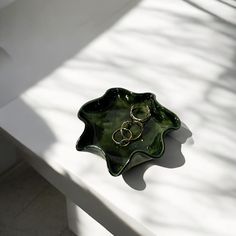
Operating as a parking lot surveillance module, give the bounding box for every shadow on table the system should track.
[122,122,193,190]
[0,99,57,158]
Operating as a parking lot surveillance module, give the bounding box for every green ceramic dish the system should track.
[76,88,181,176]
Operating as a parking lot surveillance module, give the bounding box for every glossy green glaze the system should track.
[76,88,181,176]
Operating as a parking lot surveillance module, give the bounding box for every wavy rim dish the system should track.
[76,88,181,176]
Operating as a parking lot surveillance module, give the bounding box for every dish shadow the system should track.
[122,122,193,190]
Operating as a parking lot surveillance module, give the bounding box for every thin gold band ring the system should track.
[112,128,132,147]
[121,120,143,141]
[130,105,151,122]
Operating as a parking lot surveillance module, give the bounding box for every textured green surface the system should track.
[76,88,180,176]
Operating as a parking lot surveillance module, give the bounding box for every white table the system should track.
[1,0,236,235]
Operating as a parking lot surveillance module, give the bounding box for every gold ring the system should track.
[121,120,143,141]
[130,104,151,122]
[112,128,132,147]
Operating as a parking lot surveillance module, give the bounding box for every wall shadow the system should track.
[0,0,140,107]
[123,123,192,190]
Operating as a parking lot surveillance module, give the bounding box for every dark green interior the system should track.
[76,88,181,176]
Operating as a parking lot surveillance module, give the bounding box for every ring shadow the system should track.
[122,122,193,190]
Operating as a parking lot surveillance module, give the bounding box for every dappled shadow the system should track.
[70,0,236,234]
[182,0,236,26]
[1,0,236,235]
[215,0,236,9]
